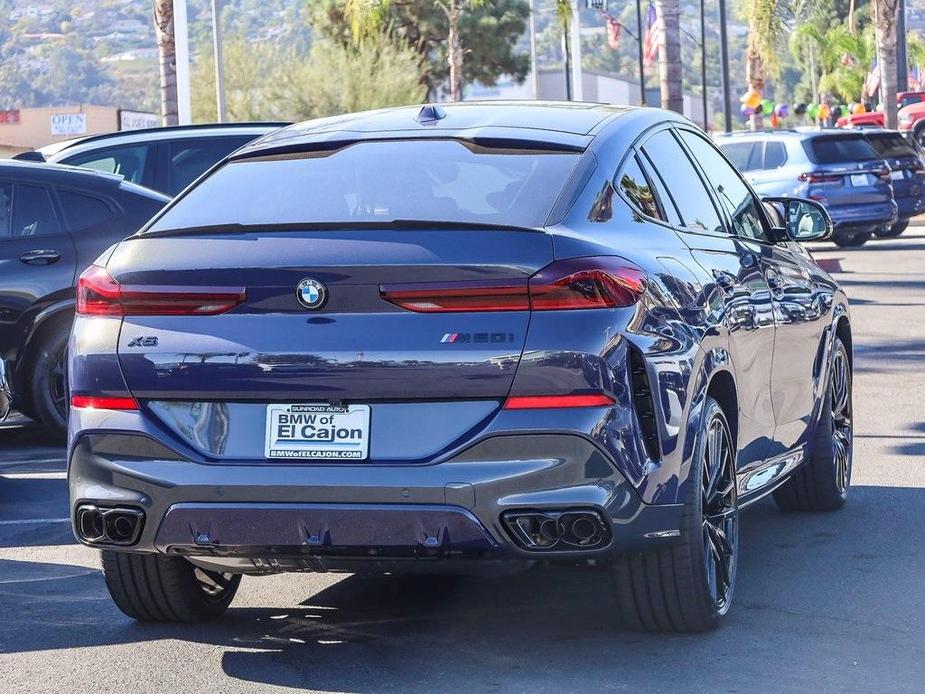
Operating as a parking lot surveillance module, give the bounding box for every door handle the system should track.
[766,274,785,297]
[19,250,61,265]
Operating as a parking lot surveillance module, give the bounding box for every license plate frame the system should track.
[265,403,370,460]
[850,173,869,186]
[890,169,905,181]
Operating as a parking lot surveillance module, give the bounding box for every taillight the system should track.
[503,393,615,409]
[799,172,842,184]
[76,265,245,316]
[380,257,646,312]
[70,394,138,410]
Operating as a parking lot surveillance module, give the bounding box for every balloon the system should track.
[761,99,775,116]
[774,103,789,118]
[741,89,762,109]
[794,102,807,116]
[818,103,831,119]
[864,100,874,112]
[740,104,755,117]
[853,102,866,114]
[754,102,764,115]
[832,106,843,119]
[807,103,819,119]
[770,114,781,128]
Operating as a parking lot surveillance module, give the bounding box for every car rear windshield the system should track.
[146,139,581,231]
[865,132,917,159]
[804,135,880,164]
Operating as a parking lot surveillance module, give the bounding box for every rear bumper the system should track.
[68,432,683,571]
[829,201,897,229]
[895,194,925,221]
[0,358,12,423]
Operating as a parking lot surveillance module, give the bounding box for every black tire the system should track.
[610,396,738,632]
[101,551,241,622]
[30,326,70,437]
[875,220,908,238]
[773,336,852,512]
[832,230,872,247]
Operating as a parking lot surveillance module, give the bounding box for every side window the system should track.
[167,136,252,195]
[616,155,663,220]
[0,183,11,238]
[763,142,787,169]
[64,145,150,185]
[641,130,725,234]
[638,152,682,226]
[58,190,117,231]
[720,142,760,172]
[11,185,62,238]
[678,130,770,243]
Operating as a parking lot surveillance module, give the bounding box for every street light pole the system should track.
[211,0,227,122]
[636,0,645,105]
[717,0,732,133]
[700,0,708,128]
[173,0,192,125]
[898,0,909,92]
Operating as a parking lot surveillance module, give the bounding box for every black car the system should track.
[0,161,168,434]
[14,122,287,196]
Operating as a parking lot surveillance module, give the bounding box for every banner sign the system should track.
[50,113,87,136]
[0,109,19,125]
[119,110,160,131]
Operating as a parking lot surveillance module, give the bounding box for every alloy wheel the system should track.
[701,413,738,615]
[50,353,68,422]
[193,567,236,601]
[830,348,853,494]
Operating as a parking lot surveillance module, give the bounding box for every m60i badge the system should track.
[441,332,515,344]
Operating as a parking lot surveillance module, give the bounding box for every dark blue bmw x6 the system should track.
[68,103,852,632]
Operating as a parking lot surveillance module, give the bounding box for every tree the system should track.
[154,0,178,125]
[336,0,529,100]
[872,0,900,128]
[741,0,786,129]
[655,0,683,114]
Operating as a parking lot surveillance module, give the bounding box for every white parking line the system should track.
[0,518,70,526]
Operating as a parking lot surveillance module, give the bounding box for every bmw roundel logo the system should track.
[296,278,327,310]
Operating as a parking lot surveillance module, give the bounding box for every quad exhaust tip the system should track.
[75,505,145,546]
[503,509,611,551]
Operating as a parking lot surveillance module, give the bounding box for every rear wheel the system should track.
[30,325,69,437]
[610,396,738,632]
[773,336,852,511]
[832,229,872,247]
[101,551,241,622]
[875,220,908,238]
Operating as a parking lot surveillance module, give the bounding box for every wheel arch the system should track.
[705,369,739,450]
[834,313,852,371]
[14,299,75,394]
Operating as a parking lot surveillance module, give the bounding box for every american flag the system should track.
[604,15,622,50]
[865,59,880,98]
[642,4,661,66]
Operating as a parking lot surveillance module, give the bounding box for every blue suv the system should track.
[717,129,897,247]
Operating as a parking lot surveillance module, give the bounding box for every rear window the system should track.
[719,142,761,172]
[865,133,916,159]
[804,136,880,164]
[147,139,580,231]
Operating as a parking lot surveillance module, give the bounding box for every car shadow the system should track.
[1,485,923,691]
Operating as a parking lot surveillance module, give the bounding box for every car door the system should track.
[677,129,823,471]
[0,181,77,362]
[639,128,778,473]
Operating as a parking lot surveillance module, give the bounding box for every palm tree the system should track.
[154,0,178,125]
[345,0,487,102]
[655,0,682,113]
[741,0,785,130]
[872,0,900,128]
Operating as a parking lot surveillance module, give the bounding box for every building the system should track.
[0,105,159,158]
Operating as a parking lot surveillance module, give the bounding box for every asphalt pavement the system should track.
[2,229,925,692]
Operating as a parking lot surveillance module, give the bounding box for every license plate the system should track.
[265,404,370,460]
[890,169,905,180]
[850,173,869,186]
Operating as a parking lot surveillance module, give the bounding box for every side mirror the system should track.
[762,196,833,242]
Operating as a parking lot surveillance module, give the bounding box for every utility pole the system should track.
[700,0,708,128]
[717,0,732,133]
[173,0,192,125]
[211,0,227,122]
[570,1,584,101]
[636,0,645,105]
[898,0,909,92]
[529,0,539,98]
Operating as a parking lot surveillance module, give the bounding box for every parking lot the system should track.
[2,230,925,693]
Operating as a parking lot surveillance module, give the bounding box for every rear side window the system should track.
[0,183,10,238]
[148,139,581,231]
[641,130,724,234]
[805,136,879,164]
[167,136,253,195]
[616,155,662,220]
[866,133,916,159]
[11,185,62,238]
[720,141,761,172]
[764,142,788,168]
[58,190,116,231]
[64,144,150,185]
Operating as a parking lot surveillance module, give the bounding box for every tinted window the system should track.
[617,155,662,220]
[679,130,769,242]
[167,136,252,195]
[11,185,62,238]
[64,145,150,184]
[805,136,879,164]
[59,190,116,231]
[0,183,10,238]
[638,153,682,225]
[149,139,580,231]
[865,133,916,159]
[720,141,761,172]
[763,142,788,168]
[642,130,724,234]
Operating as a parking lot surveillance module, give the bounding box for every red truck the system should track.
[836,91,925,131]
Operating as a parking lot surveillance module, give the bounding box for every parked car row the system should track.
[717,128,924,247]
[1,123,285,434]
